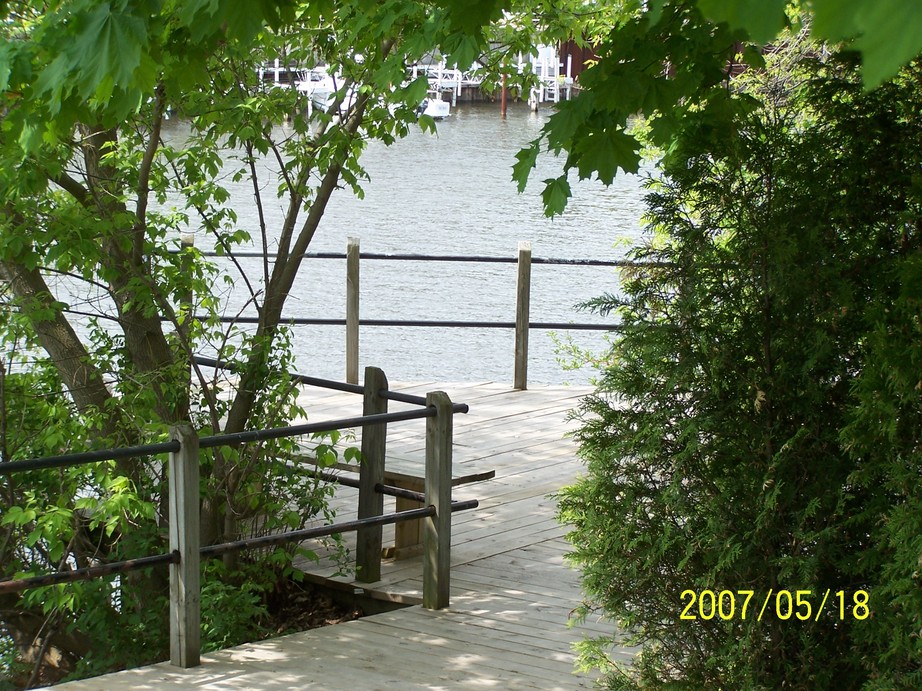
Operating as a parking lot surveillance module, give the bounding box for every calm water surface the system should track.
[171,102,652,385]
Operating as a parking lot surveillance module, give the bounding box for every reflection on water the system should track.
[178,103,651,385]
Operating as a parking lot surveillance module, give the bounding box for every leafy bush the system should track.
[0,338,345,685]
[558,54,922,689]
[199,561,270,654]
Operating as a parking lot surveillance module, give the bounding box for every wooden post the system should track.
[501,74,507,118]
[346,237,360,384]
[392,474,424,558]
[356,366,387,582]
[423,391,452,610]
[169,425,200,668]
[514,241,532,390]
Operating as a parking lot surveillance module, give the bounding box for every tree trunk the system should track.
[0,594,94,687]
[0,261,135,451]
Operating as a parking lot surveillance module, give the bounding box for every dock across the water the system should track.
[58,381,636,689]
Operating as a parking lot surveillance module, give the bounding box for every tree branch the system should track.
[163,150,261,308]
[51,172,91,208]
[245,140,272,289]
[134,83,167,262]
[223,88,372,437]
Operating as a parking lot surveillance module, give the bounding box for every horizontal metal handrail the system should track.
[0,440,181,475]
[194,356,431,406]
[197,357,440,409]
[302,467,480,504]
[194,355,364,396]
[381,390,428,405]
[0,498,480,595]
[0,410,443,476]
[0,552,180,594]
[190,316,620,330]
[198,408,440,448]
[200,500,478,558]
[1,402,469,477]
[184,249,660,267]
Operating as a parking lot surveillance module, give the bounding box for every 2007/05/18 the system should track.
[680,589,870,622]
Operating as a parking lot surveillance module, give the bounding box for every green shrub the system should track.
[559,55,922,689]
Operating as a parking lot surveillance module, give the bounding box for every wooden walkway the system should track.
[59,382,636,689]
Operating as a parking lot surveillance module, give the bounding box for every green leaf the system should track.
[219,0,277,43]
[176,0,220,35]
[696,0,788,44]
[811,0,862,41]
[68,3,148,102]
[438,0,509,35]
[417,113,437,134]
[541,176,572,217]
[441,33,482,70]
[512,139,540,193]
[574,128,642,184]
[404,76,430,105]
[741,44,766,70]
[0,41,13,92]
[647,0,669,26]
[811,0,922,88]
[852,0,922,88]
[1,506,36,526]
[543,96,594,154]
[26,527,43,547]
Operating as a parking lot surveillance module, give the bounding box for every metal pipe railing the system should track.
[0,552,180,594]
[192,249,661,267]
[0,408,466,476]
[0,440,180,475]
[0,365,471,670]
[194,355,365,396]
[183,240,635,388]
[194,316,621,330]
[194,355,432,406]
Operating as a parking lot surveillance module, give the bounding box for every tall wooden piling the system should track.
[169,425,200,668]
[423,391,453,609]
[346,237,360,384]
[514,241,532,390]
[356,366,387,583]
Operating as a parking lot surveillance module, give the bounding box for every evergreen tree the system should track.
[558,53,922,688]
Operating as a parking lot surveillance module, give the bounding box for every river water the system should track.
[171,102,651,385]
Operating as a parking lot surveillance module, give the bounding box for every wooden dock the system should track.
[58,382,636,689]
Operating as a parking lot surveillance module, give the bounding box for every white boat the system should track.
[295,66,449,120]
[295,67,357,113]
[417,92,450,119]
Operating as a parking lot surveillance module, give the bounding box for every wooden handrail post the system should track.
[169,424,200,668]
[346,237,360,384]
[423,390,452,609]
[356,366,387,582]
[514,241,532,390]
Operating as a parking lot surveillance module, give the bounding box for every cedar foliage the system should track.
[558,54,922,689]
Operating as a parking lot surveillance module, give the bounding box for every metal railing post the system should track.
[169,424,200,668]
[423,391,453,609]
[346,237,360,384]
[514,241,532,390]
[356,366,387,582]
